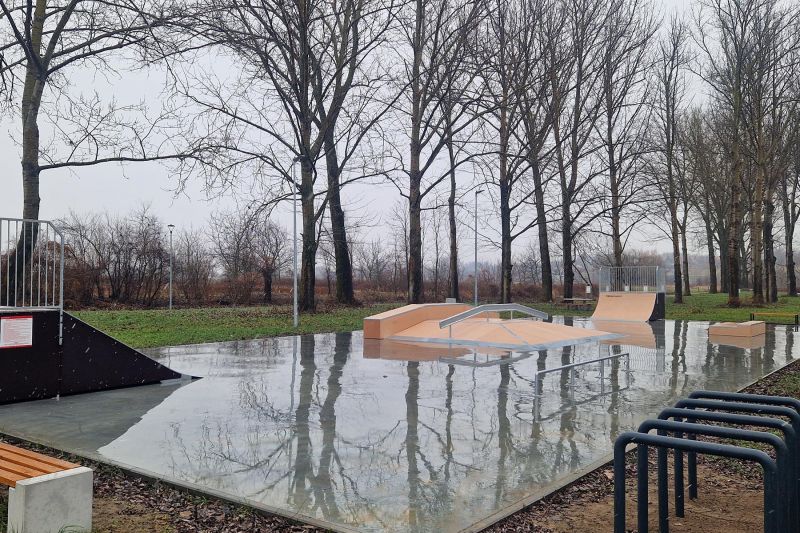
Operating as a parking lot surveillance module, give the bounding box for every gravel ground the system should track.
[2,358,799,532]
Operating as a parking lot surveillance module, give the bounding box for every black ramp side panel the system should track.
[0,312,60,403]
[60,312,182,395]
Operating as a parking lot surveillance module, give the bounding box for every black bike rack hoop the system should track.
[613,432,778,533]
[637,419,791,533]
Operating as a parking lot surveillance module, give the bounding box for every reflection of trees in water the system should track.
[670,321,689,397]
[162,330,645,530]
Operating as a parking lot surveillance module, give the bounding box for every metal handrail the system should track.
[0,218,65,344]
[438,303,549,329]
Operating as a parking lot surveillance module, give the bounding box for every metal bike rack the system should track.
[637,419,791,533]
[657,407,799,533]
[614,391,800,533]
[673,398,800,519]
[613,432,779,533]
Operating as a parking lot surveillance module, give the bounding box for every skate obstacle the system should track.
[0,218,185,405]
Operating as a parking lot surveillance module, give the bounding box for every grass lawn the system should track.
[74,304,395,349]
[73,291,800,349]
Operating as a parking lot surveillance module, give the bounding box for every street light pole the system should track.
[474,189,483,306]
[167,224,175,310]
[292,157,301,328]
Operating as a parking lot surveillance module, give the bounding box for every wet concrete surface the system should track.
[0,318,795,532]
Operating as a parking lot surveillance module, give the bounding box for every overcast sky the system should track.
[0,0,697,259]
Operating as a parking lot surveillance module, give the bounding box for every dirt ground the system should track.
[2,360,798,532]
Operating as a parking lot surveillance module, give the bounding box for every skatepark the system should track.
[0,246,790,532]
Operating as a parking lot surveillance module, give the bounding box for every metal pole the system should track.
[168,224,174,310]
[292,160,299,328]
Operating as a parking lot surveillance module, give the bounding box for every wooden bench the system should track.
[749,311,800,325]
[560,298,595,311]
[0,442,92,532]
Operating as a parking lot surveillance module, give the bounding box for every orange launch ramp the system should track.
[591,292,664,322]
[364,303,620,351]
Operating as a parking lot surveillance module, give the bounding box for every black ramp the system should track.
[60,313,183,396]
[0,311,61,403]
[0,309,184,404]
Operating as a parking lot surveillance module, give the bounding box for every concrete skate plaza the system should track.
[0,318,794,532]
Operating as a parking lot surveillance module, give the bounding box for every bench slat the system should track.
[0,443,77,471]
[0,458,50,479]
[0,469,25,488]
[0,450,64,475]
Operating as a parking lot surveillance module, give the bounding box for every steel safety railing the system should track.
[0,218,65,343]
[599,265,666,293]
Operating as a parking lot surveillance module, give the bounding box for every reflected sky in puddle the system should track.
[0,318,796,532]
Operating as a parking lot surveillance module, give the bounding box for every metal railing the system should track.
[599,265,665,293]
[0,218,65,342]
[438,303,549,330]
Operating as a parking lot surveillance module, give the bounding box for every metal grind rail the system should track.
[614,390,800,533]
[0,218,65,343]
[438,303,550,332]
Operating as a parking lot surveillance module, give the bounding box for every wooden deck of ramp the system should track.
[591,292,659,322]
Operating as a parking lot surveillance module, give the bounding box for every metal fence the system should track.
[0,219,65,340]
[599,265,665,293]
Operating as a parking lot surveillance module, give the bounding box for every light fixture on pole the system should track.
[292,156,302,328]
[474,189,483,306]
[167,224,175,310]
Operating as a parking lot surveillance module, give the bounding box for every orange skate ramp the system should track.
[364,303,501,340]
[364,303,473,339]
[591,292,662,322]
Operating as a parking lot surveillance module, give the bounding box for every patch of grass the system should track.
[666,290,800,322]
[0,490,6,533]
[74,304,395,349]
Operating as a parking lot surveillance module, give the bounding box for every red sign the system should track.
[0,315,34,349]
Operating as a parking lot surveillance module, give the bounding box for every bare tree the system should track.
[253,220,289,304]
[189,0,397,311]
[651,17,690,304]
[174,229,215,305]
[695,0,759,305]
[0,0,197,299]
[390,0,487,303]
[550,0,608,299]
[596,0,655,267]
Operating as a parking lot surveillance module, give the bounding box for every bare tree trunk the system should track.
[408,185,423,303]
[407,0,424,304]
[447,137,459,301]
[704,210,717,293]
[750,163,765,303]
[324,132,356,305]
[531,158,552,301]
[783,182,797,296]
[681,219,691,296]
[499,98,512,304]
[299,159,318,311]
[719,229,729,293]
[764,198,777,303]
[263,269,273,303]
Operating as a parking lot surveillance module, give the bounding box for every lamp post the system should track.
[167,224,175,310]
[292,156,302,328]
[474,189,483,306]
